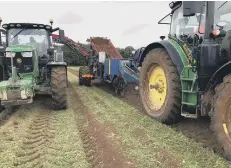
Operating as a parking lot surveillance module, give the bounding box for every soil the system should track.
[68,83,136,168]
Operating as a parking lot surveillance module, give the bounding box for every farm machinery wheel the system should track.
[112,76,126,97]
[79,66,91,86]
[211,74,231,160]
[139,48,181,124]
[51,66,67,110]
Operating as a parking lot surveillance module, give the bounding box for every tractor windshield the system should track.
[215,1,231,31]
[8,28,50,56]
[170,5,206,38]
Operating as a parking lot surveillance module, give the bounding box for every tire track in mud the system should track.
[13,110,54,167]
[68,82,135,168]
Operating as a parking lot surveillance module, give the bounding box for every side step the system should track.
[181,106,200,119]
[181,112,198,119]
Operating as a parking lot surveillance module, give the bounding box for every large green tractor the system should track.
[139,1,231,159]
[0,19,67,110]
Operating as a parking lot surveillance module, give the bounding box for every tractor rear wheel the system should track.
[212,74,231,160]
[79,66,91,86]
[139,48,181,124]
[51,66,67,110]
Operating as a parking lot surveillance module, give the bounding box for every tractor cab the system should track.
[1,22,64,80]
[157,1,231,89]
[158,2,206,45]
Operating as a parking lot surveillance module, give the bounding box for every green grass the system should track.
[67,72,230,168]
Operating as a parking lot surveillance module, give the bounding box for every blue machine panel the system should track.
[104,59,120,81]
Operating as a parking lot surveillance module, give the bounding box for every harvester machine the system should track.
[0,18,67,110]
[79,37,139,96]
[138,1,231,159]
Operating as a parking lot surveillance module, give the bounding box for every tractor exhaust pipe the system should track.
[10,52,17,84]
[11,67,17,83]
[204,1,215,40]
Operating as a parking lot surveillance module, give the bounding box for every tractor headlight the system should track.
[6,52,16,57]
[21,52,32,57]
[1,90,7,100]
[21,90,27,99]
[21,89,32,99]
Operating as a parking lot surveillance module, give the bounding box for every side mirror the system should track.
[160,36,165,40]
[182,1,205,17]
[59,29,65,43]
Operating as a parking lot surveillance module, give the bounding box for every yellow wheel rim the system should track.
[147,65,167,110]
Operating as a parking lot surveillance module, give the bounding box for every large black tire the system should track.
[79,66,91,86]
[51,66,67,110]
[211,74,231,160]
[139,48,181,124]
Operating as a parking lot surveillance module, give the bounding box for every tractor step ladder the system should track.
[180,67,199,118]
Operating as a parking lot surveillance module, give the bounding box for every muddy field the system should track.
[0,67,230,168]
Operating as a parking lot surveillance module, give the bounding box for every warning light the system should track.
[50,19,53,24]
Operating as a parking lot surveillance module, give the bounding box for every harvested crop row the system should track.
[68,81,136,168]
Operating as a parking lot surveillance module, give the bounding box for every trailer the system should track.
[79,37,139,96]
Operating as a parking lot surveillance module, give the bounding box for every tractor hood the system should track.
[5,44,35,52]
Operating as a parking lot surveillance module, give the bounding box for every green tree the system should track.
[117,46,135,58]
[61,44,88,66]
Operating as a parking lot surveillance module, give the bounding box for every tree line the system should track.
[61,44,135,66]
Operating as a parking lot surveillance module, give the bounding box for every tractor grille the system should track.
[7,90,21,100]
[7,86,21,100]
[7,52,34,73]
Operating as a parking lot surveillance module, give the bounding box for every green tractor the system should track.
[0,19,67,110]
[139,1,231,159]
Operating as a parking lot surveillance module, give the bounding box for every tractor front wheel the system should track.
[212,74,231,160]
[51,66,67,110]
[139,48,182,124]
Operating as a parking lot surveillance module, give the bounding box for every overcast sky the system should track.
[0,1,171,48]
